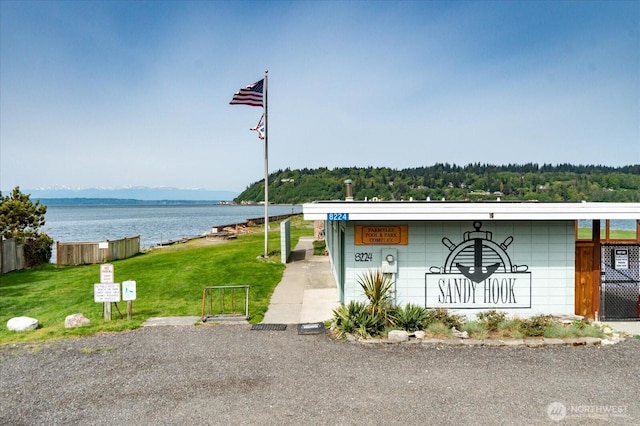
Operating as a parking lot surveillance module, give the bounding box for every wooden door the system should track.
[575,221,601,320]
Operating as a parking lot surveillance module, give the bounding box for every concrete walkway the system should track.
[262,236,340,324]
[603,321,640,336]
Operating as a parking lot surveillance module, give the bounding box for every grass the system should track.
[462,321,489,340]
[577,228,637,240]
[425,321,452,338]
[312,239,327,255]
[0,216,314,344]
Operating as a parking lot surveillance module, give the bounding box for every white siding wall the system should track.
[341,220,575,318]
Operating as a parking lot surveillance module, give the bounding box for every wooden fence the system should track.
[1,238,25,274]
[56,236,140,266]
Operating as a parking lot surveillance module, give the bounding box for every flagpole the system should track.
[263,69,269,258]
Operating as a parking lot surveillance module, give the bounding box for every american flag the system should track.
[229,79,264,107]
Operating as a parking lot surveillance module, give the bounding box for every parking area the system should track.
[1,325,639,425]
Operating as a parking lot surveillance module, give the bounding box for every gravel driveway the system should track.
[1,325,639,425]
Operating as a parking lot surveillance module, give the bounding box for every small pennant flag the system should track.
[230,79,264,107]
[251,114,265,139]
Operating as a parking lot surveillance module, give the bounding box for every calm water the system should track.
[44,204,302,261]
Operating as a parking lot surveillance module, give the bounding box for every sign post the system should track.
[98,264,116,320]
[94,283,120,319]
[122,280,137,320]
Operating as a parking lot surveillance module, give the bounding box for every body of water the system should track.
[577,219,638,231]
[44,204,302,261]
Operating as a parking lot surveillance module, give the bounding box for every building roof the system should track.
[302,201,640,221]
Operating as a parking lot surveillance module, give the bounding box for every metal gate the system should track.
[600,244,640,321]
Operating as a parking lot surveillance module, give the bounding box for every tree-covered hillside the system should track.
[234,163,640,204]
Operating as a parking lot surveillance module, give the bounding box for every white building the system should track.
[303,200,640,320]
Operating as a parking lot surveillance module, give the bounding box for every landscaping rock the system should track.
[451,327,469,339]
[601,336,625,346]
[387,330,409,343]
[7,316,39,332]
[414,330,426,339]
[65,313,91,329]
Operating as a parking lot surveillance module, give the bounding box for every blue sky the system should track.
[1,0,638,193]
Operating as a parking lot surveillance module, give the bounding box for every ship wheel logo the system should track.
[435,221,528,283]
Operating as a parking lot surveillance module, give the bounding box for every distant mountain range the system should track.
[23,186,239,202]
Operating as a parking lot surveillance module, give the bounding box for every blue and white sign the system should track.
[327,213,349,221]
[122,280,137,301]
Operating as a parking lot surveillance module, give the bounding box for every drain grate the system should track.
[251,323,287,331]
[297,322,326,335]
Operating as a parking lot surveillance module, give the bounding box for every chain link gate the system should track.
[600,244,640,321]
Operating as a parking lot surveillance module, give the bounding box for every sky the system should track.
[1,1,639,193]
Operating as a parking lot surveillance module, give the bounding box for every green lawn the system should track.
[0,216,314,344]
[577,228,637,240]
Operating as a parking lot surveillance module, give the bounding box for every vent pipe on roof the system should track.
[344,179,354,201]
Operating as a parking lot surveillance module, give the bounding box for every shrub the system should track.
[571,319,589,330]
[462,321,489,340]
[331,301,366,339]
[476,310,507,332]
[394,304,429,332]
[518,315,556,337]
[577,325,605,338]
[426,321,452,338]
[496,320,524,339]
[312,240,326,255]
[353,309,386,338]
[357,269,394,318]
[424,308,464,330]
[23,233,54,268]
[543,323,577,338]
[331,300,385,338]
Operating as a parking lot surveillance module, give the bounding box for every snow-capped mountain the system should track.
[23,186,239,201]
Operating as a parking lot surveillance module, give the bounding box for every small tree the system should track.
[0,187,53,266]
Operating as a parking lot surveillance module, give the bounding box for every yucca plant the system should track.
[353,309,386,338]
[331,301,367,339]
[394,303,429,332]
[357,269,395,318]
[330,300,386,338]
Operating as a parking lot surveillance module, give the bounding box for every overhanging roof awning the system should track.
[302,201,640,221]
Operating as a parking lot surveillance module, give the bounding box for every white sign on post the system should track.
[94,283,121,302]
[100,264,114,283]
[122,280,137,301]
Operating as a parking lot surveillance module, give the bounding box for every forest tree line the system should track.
[234,163,640,204]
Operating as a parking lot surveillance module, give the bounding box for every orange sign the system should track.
[355,225,408,245]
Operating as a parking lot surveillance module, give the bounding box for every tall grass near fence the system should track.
[0,217,314,344]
